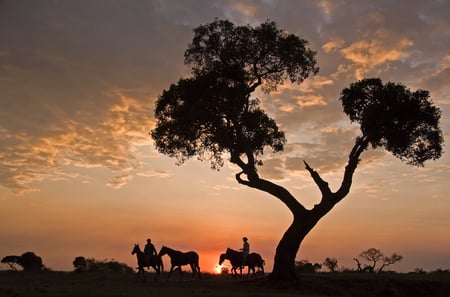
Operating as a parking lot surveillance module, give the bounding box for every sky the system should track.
[0,0,449,274]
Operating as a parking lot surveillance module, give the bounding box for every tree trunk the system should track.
[270,213,318,281]
[235,137,368,281]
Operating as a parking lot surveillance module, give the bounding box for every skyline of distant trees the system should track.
[1,249,448,275]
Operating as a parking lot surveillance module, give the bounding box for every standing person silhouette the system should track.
[240,237,250,270]
[144,238,157,263]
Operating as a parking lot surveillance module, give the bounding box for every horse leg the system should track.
[196,263,201,279]
[136,266,146,282]
[178,266,183,281]
[232,266,237,278]
[168,265,174,278]
[151,264,159,283]
[250,266,256,277]
[135,267,140,282]
[189,263,200,279]
[190,264,195,279]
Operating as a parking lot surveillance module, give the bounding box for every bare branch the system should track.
[303,160,331,196]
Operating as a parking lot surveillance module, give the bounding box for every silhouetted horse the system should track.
[158,246,201,280]
[219,248,265,277]
[131,244,163,282]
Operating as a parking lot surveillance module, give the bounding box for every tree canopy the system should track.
[340,78,442,166]
[152,20,318,176]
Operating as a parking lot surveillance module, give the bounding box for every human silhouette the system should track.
[144,238,157,263]
[240,237,250,269]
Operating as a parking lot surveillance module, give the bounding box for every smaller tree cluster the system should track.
[309,248,403,273]
[323,257,339,273]
[295,260,322,273]
[1,252,43,272]
[355,248,403,273]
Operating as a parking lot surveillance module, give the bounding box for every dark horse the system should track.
[158,246,201,280]
[219,248,265,277]
[131,244,164,281]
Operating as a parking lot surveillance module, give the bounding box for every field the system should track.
[1,270,449,297]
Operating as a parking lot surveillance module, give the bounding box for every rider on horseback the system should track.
[144,238,157,263]
[240,237,249,270]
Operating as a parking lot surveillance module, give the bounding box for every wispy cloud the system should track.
[0,92,154,194]
[136,169,172,178]
[340,36,413,79]
[106,174,132,189]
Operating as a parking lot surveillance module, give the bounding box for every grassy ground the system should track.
[0,270,449,297]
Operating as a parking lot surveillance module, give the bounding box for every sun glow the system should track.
[213,264,227,274]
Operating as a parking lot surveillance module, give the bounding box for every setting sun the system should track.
[213,264,230,274]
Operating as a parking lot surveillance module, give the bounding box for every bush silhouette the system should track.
[18,252,43,272]
[73,256,87,272]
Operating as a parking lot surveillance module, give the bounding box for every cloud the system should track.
[0,91,155,194]
[0,1,199,194]
[322,39,345,53]
[257,124,389,182]
[106,174,132,189]
[0,0,449,196]
[136,169,172,178]
[258,158,286,181]
[340,36,413,79]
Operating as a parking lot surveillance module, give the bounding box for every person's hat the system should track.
[243,237,248,241]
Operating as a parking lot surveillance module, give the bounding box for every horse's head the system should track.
[158,246,168,257]
[225,247,234,257]
[219,253,226,265]
[131,244,140,255]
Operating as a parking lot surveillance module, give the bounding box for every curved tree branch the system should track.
[336,136,369,198]
[306,135,369,217]
[236,171,306,215]
[303,160,331,196]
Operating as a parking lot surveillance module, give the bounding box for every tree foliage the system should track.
[84,258,134,273]
[295,260,322,273]
[73,256,87,273]
[152,19,318,174]
[358,248,403,273]
[1,252,44,272]
[340,78,442,166]
[18,252,43,272]
[1,255,21,271]
[323,257,339,273]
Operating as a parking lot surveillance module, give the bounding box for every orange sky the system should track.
[1,1,449,274]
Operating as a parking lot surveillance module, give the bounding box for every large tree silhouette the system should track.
[151,20,443,281]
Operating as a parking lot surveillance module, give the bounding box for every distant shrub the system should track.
[1,255,21,271]
[323,257,339,272]
[73,256,87,273]
[430,268,450,274]
[83,258,133,273]
[412,267,427,274]
[18,252,43,272]
[295,260,321,273]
